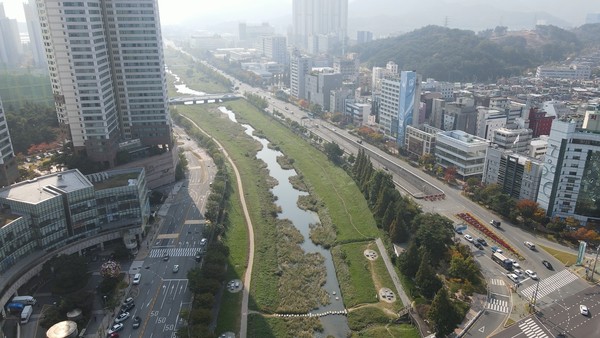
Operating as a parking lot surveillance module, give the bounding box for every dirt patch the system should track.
[378,288,396,303]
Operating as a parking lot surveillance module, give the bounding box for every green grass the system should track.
[225,99,379,243]
[165,48,231,94]
[248,314,322,338]
[537,243,578,266]
[333,242,378,308]
[351,324,420,338]
[370,248,403,309]
[214,164,248,334]
[348,306,390,331]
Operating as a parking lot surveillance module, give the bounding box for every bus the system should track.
[491,252,513,270]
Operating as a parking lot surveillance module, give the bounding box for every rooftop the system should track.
[89,171,140,190]
[0,170,92,205]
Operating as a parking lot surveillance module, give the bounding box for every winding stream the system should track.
[219,106,349,337]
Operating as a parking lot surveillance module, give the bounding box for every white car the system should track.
[580,304,589,316]
[513,268,523,276]
[507,273,519,283]
[510,259,521,269]
[200,238,208,246]
[525,270,538,280]
[132,273,141,285]
[115,312,130,323]
[108,323,124,334]
[464,234,474,242]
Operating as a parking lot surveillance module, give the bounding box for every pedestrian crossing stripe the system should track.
[518,318,548,338]
[485,298,509,313]
[149,247,202,258]
[520,269,578,301]
[490,278,505,286]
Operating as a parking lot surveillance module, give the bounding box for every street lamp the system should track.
[590,245,600,282]
[530,279,541,313]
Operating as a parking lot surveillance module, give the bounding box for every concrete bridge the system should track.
[168,93,241,105]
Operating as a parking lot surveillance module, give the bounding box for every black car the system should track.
[120,302,135,313]
[133,316,141,329]
[473,242,484,250]
[195,251,202,262]
[163,252,169,261]
[476,238,488,246]
[542,260,554,270]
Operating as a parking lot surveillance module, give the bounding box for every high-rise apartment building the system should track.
[290,52,312,100]
[0,4,22,67]
[36,0,172,167]
[292,0,348,53]
[356,31,373,44]
[24,0,47,68]
[0,97,18,187]
[378,71,421,146]
[262,36,287,65]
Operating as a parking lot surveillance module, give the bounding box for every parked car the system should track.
[108,323,124,335]
[542,260,554,270]
[464,234,474,242]
[115,312,130,324]
[133,316,141,329]
[580,304,589,316]
[476,238,488,246]
[120,302,134,314]
[122,297,134,306]
[525,270,538,280]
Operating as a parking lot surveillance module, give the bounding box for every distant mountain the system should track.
[347,0,587,36]
[352,25,587,82]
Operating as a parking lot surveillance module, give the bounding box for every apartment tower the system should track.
[0,97,19,187]
[36,0,171,167]
[292,0,348,53]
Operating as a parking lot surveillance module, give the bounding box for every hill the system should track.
[352,25,587,82]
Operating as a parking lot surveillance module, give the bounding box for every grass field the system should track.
[165,48,231,94]
[537,243,578,266]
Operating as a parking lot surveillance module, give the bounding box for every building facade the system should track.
[292,0,348,53]
[290,52,312,100]
[23,0,47,68]
[0,97,18,187]
[0,4,22,67]
[0,168,148,274]
[435,130,488,178]
[36,0,172,166]
[262,36,287,65]
[405,124,442,158]
[491,128,533,153]
[535,64,591,80]
[484,147,543,201]
[356,30,373,44]
[378,71,421,146]
[305,71,343,111]
[537,113,600,226]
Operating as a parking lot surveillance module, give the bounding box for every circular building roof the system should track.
[46,321,78,338]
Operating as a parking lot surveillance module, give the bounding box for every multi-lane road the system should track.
[113,130,215,338]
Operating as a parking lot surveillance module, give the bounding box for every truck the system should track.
[20,305,32,324]
[11,296,36,305]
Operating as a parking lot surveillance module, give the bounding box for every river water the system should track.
[219,106,349,337]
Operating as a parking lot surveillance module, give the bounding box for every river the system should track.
[219,106,349,337]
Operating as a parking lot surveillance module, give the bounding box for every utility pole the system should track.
[530,279,540,312]
[591,245,600,282]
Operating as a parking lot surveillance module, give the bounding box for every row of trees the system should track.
[178,242,230,338]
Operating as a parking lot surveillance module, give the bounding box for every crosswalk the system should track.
[518,318,549,338]
[486,296,509,313]
[149,247,201,258]
[520,269,579,300]
[490,278,505,286]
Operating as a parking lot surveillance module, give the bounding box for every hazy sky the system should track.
[2,0,600,29]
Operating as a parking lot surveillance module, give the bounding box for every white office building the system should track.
[290,52,312,100]
[435,130,489,178]
[36,0,172,166]
[535,64,591,80]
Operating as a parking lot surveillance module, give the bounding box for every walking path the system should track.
[182,116,255,338]
[374,238,410,306]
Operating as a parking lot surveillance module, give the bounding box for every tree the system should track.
[324,142,344,165]
[419,153,436,171]
[546,217,567,233]
[42,254,90,293]
[413,213,454,265]
[415,252,442,299]
[397,240,420,278]
[428,287,459,337]
[443,166,457,183]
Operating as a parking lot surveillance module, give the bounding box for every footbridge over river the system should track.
[168,93,242,105]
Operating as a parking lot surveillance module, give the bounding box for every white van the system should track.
[524,241,536,250]
[133,273,141,285]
